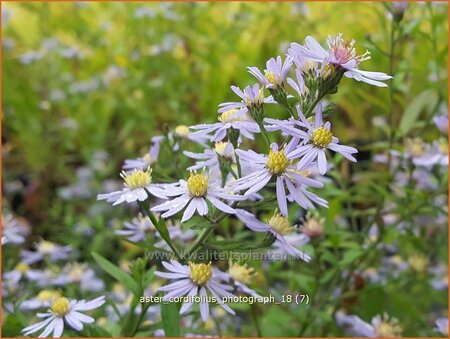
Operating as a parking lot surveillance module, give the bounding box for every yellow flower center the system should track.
[214,142,232,159]
[51,297,70,317]
[375,318,403,337]
[189,261,212,285]
[37,290,61,302]
[268,213,293,235]
[266,149,289,175]
[264,71,281,85]
[38,240,56,253]
[406,138,425,157]
[187,172,209,197]
[175,125,190,137]
[228,262,254,284]
[311,127,333,147]
[15,262,30,273]
[408,254,429,273]
[121,168,152,189]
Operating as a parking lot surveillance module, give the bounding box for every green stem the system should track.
[137,200,182,261]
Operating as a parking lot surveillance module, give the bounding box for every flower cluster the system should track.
[94,34,392,324]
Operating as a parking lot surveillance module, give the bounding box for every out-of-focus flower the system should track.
[2,213,30,245]
[52,263,105,292]
[235,209,311,261]
[225,262,261,297]
[20,290,62,311]
[289,34,392,87]
[21,240,72,264]
[22,296,105,338]
[97,168,167,206]
[336,312,403,337]
[229,143,325,216]
[155,260,235,322]
[115,215,155,242]
[435,318,448,336]
[151,171,245,222]
[407,253,429,273]
[184,142,235,172]
[248,56,293,89]
[300,212,324,238]
[19,51,44,65]
[173,125,210,146]
[434,113,448,134]
[123,136,164,171]
[135,6,157,18]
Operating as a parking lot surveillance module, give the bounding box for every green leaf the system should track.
[142,266,156,288]
[161,302,181,337]
[399,89,438,135]
[3,315,23,337]
[339,249,364,267]
[92,252,140,295]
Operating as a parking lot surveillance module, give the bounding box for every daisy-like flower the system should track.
[184,142,235,172]
[3,261,42,284]
[20,290,62,311]
[97,167,167,206]
[288,34,392,87]
[336,312,403,337]
[173,125,210,146]
[115,214,155,242]
[435,318,448,336]
[190,109,260,142]
[285,105,358,175]
[21,240,72,265]
[225,262,261,297]
[155,260,235,322]
[235,209,311,262]
[248,56,293,89]
[2,213,30,245]
[123,135,164,171]
[228,143,325,216]
[218,84,275,117]
[22,295,105,338]
[52,263,105,292]
[151,171,245,222]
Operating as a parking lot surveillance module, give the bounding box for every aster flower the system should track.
[228,143,325,216]
[190,109,260,142]
[2,261,42,284]
[22,295,105,338]
[433,109,448,134]
[21,240,72,264]
[336,311,403,337]
[151,171,245,222]
[173,125,210,147]
[184,142,235,172]
[248,56,293,89]
[52,263,104,292]
[2,213,30,245]
[20,290,62,311]
[97,167,167,206]
[115,215,155,242]
[123,135,164,171]
[435,318,448,336]
[285,105,358,175]
[218,84,275,116]
[288,34,392,87]
[235,209,311,262]
[224,262,262,298]
[155,260,235,322]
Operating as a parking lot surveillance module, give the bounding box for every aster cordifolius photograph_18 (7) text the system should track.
[2,1,448,338]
